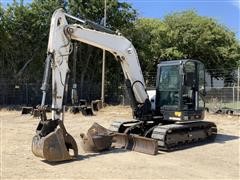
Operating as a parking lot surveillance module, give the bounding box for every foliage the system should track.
[131,18,168,72]
[0,0,64,81]
[164,11,240,78]
[0,5,6,50]
[0,1,239,101]
[0,0,137,102]
[67,0,137,98]
[132,11,240,77]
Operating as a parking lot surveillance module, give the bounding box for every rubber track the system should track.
[151,121,217,151]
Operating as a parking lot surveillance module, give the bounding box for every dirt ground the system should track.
[0,106,239,179]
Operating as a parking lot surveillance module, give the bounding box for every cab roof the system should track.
[158,59,203,66]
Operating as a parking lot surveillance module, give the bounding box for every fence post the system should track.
[237,67,240,110]
[25,83,28,106]
[233,85,235,108]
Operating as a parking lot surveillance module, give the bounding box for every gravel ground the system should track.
[0,106,239,179]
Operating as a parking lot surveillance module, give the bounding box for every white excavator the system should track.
[32,9,217,162]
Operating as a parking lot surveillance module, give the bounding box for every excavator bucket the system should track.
[21,106,33,115]
[112,133,128,148]
[81,106,94,116]
[81,123,158,155]
[32,120,78,162]
[80,123,113,152]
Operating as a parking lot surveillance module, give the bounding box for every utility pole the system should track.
[101,0,107,103]
[71,42,78,105]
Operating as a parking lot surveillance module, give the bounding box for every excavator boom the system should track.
[32,9,155,162]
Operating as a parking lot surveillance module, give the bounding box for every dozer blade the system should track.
[32,120,78,162]
[113,133,158,155]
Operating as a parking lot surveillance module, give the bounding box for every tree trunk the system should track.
[79,46,93,98]
[211,75,214,88]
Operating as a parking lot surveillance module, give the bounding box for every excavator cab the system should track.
[156,59,205,121]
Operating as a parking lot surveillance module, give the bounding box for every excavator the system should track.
[32,9,217,162]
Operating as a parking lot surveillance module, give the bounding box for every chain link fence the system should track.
[0,67,240,112]
[143,67,240,112]
[204,67,240,112]
[0,80,103,106]
[0,79,126,106]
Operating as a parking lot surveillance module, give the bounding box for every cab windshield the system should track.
[158,65,180,108]
[158,65,179,91]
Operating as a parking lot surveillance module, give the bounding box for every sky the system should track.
[1,0,240,38]
[120,0,240,38]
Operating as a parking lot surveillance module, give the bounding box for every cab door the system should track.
[182,60,205,111]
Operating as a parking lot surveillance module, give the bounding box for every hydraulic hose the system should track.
[41,54,52,107]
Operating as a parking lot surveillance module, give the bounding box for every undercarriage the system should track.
[109,119,217,151]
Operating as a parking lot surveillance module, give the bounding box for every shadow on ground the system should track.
[41,148,129,166]
[165,133,239,152]
[214,133,239,143]
[41,133,239,165]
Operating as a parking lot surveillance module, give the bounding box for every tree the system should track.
[131,18,168,73]
[163,11,240,74]
[0,4,5,56]
[0,0,64,82]
[131,11,240,83]
[1,1,239,103]
[0,1,34,79]
[67,0,137,100]
[0,4,6,77]
[0,0,137,102]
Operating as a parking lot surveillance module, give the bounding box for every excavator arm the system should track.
[52,9,150,119]
[32,9,155,162]
[43,9,151,121]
